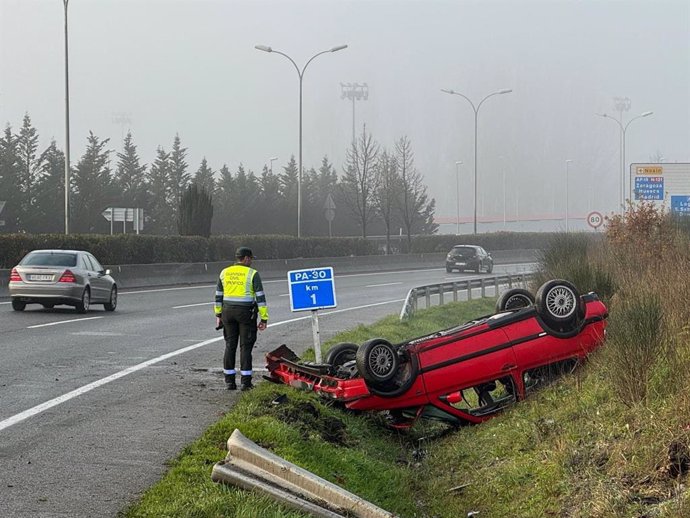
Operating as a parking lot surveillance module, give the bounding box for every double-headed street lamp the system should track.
[565,159,573,232]
[268,156,278,175]
[441,88,512,234]
[62,0,71,235]
[596,110,653,212]
[255,44,348,238]
[455,161,463,234]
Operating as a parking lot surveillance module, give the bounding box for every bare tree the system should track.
[373,149,400,254]
[395,136,437,251]
[341,124,379,237]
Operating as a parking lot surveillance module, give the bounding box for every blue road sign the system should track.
[288,267,337,312]
[671,195,690,216]
[634,176,664,201]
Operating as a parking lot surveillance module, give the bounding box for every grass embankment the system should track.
[124,299,496,518]
[127,203,690,518]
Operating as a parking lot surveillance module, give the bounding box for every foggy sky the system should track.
[1,0,688,232]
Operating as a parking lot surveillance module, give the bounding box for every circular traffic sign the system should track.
[587,211,604,229]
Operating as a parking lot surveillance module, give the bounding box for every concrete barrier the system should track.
[0,249,539,298]
[212,429,396,518]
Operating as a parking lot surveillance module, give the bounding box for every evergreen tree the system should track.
[114,132,148,209]
[257,164,282,234]
[71,132,114,233]
[193,157,215,194]
[34,140,66,233]
[341,125,380,238]
[16,114,41,231]
[212,163,233,235]
[146,146,173,234]
[279,156,299,235]
[0,124,21,232]
[231,163,261,234]
[178,183,213,237]
[169,133,189,215]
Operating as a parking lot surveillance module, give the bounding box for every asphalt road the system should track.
[0,262,533,517]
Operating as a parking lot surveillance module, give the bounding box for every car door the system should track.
[84,253,109,302]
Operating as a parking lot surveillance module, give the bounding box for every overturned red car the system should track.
[265,280,608,428]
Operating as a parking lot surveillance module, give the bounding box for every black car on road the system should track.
[445,245,493,273]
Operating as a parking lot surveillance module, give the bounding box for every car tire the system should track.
[325,342,358,367]
[42,303,54,309]
[76,288,90,314]
[475,263,480,273]
[487,262,494,274]
[356,338,399,384]
[367,354,420,398]
[535,280,583,337]
[12,299,26,312]
[496,288,535,312]
[446,266,452,273]
[104,286,117,312]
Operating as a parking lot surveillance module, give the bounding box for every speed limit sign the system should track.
[587,211,604,229]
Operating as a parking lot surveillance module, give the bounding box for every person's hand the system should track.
[215,316,223,330]
[258,320,267,331]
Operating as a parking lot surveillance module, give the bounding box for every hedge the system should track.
[0,231,572,268]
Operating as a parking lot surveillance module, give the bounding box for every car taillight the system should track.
[9,268,21,282]
[58,270,77,283]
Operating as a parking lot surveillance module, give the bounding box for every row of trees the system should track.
[0,114,437,242]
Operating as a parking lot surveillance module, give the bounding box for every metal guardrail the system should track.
[399,272,537,320]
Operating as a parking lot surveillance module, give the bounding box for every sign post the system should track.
[287,267,337,362]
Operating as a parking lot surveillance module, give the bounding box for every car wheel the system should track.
[104,286,117,312]
[76,288,90,314]
[446,266,453,273]
[325,342,358,367]
[356,338,399,384]
[496,288,535,312]
[367,354,420,398]
[42,303,54,309]
[535,280,583,336]
[475,263,480,273]
[487,262,494,274]
[12,299,26,312]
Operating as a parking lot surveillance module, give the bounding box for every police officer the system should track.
[214,247,268,390]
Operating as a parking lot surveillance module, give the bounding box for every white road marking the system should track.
[279,293,290,297]
[365,282,402,288]
[0,297,404,433]
[173,301,213,309]
[27,316,104,329]
[0,301,11,305]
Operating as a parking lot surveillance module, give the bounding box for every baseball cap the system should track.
[235,246,255,259]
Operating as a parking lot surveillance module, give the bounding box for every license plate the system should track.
[30,274,53,281]
[456,262,466,266]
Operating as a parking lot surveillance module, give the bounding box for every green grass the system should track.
[123,298,495,518]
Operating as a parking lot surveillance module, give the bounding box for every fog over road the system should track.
[0,263,532,517]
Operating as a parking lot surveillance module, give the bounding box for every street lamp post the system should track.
[455,161,462,234]
[596,110,653,213]
[499,155,506,230]
[565,159,573,232]
[62,0,71,235]
[441,88,512,234]
[255,44,348,238]
[268,156,278,175]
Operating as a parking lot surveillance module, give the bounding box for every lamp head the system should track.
[330,45,348,52]
[498,89,512,94]
[641,111,653,117]
[441,88,455,95]
[255,45,272,52]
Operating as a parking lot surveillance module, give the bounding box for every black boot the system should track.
[224,374,237,390]
[240,375,253,391]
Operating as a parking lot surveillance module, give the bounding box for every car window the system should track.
[88,254,104,272]
[79,255,92,270]
[21,252,77,267]
[450,246,477,256]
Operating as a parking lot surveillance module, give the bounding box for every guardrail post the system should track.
[453,282,458,302]
[494,277,499,299]
[467,280,472,300]
[425,286,431,308]
[439,285,444,305]
[481,278,486,298]
[508,274,513,289]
